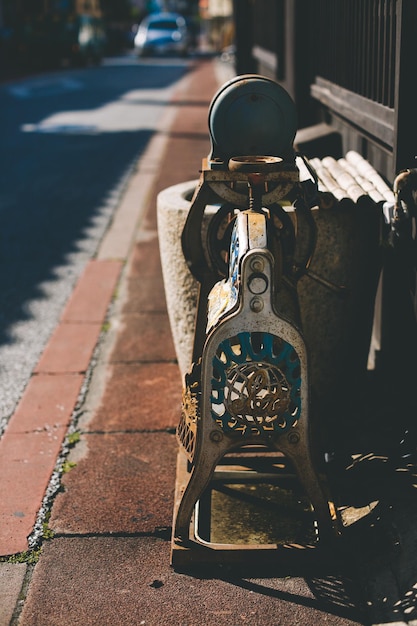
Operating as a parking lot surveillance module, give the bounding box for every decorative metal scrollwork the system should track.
[177,361,201,461]
[211,331,301,437]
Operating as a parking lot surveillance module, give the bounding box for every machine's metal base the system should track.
[170,447,334,569]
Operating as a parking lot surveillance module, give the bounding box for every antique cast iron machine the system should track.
[171,75,340,566]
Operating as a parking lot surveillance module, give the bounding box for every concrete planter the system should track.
[157,180,206,379]
[157,180,382,441]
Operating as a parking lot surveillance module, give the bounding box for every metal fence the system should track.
[251,0,396,107]
[244,0,416,180]
[309,0,396,108]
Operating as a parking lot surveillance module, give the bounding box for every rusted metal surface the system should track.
[166,75,397,568]
[168,143,394,566]
[171,148,341,566]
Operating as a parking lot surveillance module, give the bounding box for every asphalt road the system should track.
[0,54,191,429]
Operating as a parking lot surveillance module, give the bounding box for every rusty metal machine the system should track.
[171,75,341,567]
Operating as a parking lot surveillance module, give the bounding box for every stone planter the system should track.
[157,179,382,443]
[157,180,208,379]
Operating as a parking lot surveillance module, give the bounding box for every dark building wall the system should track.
[233,0,417,183]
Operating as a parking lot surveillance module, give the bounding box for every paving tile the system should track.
[34,322,102,374]
[98,171,157,261]
[141,208,158,231]
[60,259,122,323]
[128,239,163,279]
[123,275,168,314]
[7,373,84,434]
[0,563,27,625]
[19,536,363,626]
[49,432,177,535]
[0,429,67,555]
[110,312,176,363]
[87,362,181,432]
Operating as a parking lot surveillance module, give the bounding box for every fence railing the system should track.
[247,0,417,178]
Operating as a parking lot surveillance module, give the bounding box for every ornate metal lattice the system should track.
[211,331,301,437]
[177,362,201,461]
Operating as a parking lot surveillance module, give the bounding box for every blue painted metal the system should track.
[211,331,301,436]
[208,74,297,168]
